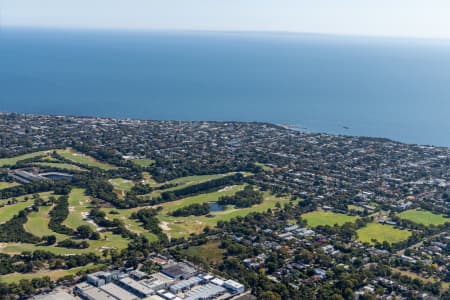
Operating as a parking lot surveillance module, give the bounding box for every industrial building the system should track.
[223,280,245,294]
[183,283,227,300]
[130,270,147,280]
[169,276,203,293]
[75,283,116,300]
[140,272,174,291]
[161,262,197,280]
[143,296,165,300]
[32,290,79,300]
[75,282,138,300]
[119,277,154,298]
[74,263,245,300]
[100,283,138,300]
[156,290,180,300]
[87,271,113,287]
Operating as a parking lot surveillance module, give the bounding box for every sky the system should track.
[2,0,450,39]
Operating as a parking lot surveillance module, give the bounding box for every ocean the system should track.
[1,28,450,146]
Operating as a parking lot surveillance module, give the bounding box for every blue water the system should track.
[1,28,450,146]
[209,202,226,212]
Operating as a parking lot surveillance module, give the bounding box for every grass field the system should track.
[100,208,159,242]
[397,209,449,226]
[139,173,236,199]
[101,185,267,240]
[142,172,158,186]
[39,155,59,162]
[131,159,155,167]
[86,233,130,252]
[96,206,155,242]
[56,148,117,170]
[302,210,358,227]
[0,230,130,256]
[0,264,104,283]
[357,223,412,244]
[158,187,290,238]
[0,181,20,190]
[0,150,52,167]
[12,189,130,254]
[109,178,135,192]
[0,192,53,224]
[182,241,224,265]
[168,173,233,186]
[0,192,130,256]
[158,185,245,215]
[63,188,95,230]
[23,205,67,240]
[33,162,84,171]
[347,205,364,212]
[255,162,273,172]
[0,201,33,224]
[0,242,93,255]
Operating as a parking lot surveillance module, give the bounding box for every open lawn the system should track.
[63,188,95,230]
[0,242,92,255]
[0,201,33,224]
[357,223,412,244]
[140,173,236,199]
[109,178,135,192]
[0,264,104,283]
[100,208,158,242]
[347,205,364,212]
[302,210,358,227]
[87,233,130,252]
[56,148,117,170]
[397,209,449,226]
[100,206,159,239]
[255,162,273,172]
[0,181,20,190]
[0,230,129,256]
[23,205,67,240]
[0,150,53,167]
[33,162,84,171]
[158,188,291,238]
[39,155,59,162]
[182,241,224,265]
[0,192,53,224]
[16,189,130,254]
[169,174,231,185]
[141,172,158,186]
[131,159,155,167]
[158,185,245,215]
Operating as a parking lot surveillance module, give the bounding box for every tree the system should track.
[343,288,354,300]
[44,235,56,245]
[90,231,101,240]
[76,225,94,239]
[259,291,282,300]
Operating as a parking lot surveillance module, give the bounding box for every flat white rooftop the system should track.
[100,283,138,300]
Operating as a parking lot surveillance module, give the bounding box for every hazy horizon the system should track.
[5,25,450,44]
[2,0,450,40]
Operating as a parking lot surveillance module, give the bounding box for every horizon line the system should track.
[3,24,450,44]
